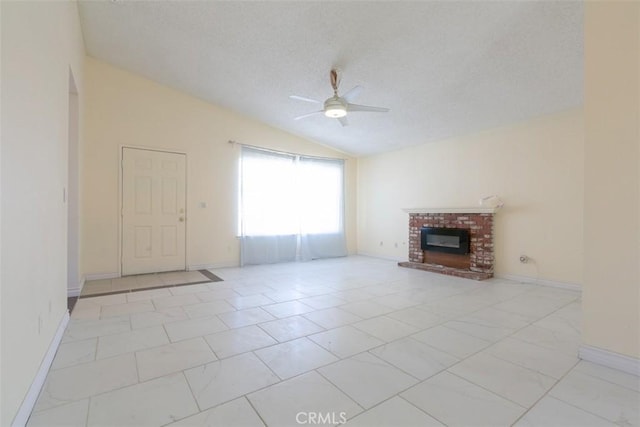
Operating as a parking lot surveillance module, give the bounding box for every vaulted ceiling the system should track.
[78,1,583,156]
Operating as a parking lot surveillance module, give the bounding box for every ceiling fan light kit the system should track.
[291,69,389,126]
[324,97,347,118]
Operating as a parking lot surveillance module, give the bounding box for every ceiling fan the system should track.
[290,69,390,127]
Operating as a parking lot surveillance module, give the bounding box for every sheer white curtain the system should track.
[298,156,346,261]
[239,146,346,266]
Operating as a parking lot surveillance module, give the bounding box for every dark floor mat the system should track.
[199,269,224,282]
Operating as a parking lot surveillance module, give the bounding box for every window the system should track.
[240,149,297,236]
[239,146,346,265]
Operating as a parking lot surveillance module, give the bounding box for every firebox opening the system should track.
[420,227,470,255]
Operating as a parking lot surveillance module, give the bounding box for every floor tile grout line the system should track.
[532,390,625,426]
[311,368,367,416]
[84,397,91,426]
[363,348,426,383]
[200,333,222,361]
[490,296,582,355]
[313,362,425,417]
[444,369,529,411]
[37,362,189,417]
[487,344,579,380]
[243,395,271,427]
[409,298,579,374]
[397,394,450,426]
[344,391,423,423]
[508,358,586,426]
[176,356,287,416]
[180,370,204,413]
[250,349,287,382]
[436,323,565,397]
[409,329,491,360]
[571,365,640,393]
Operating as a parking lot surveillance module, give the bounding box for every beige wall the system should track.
[0,1,85,424]
[357,109,584,286]
[583,2,640,359]
[82,58,357,277]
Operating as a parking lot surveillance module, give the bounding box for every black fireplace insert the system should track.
[420,227,470,255]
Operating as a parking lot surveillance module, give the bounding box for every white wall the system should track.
[0,1,85,425]
[358,109,584,286]
[583,1,639,360]
[82,58,357,277]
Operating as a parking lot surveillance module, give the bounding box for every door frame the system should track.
[67,69,81,296]
[119,145,189,276]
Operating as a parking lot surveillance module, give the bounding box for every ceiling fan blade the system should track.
[294,111,324,120]
[347,103,390,113]
[337,116,349,127]
[290,95,322,104]
[342,85,363,103]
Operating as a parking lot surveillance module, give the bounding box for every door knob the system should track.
[179,217,185,222]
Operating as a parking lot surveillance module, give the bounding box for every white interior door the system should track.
[122,148,186,275]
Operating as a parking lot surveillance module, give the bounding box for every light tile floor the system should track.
[29,256,639,426]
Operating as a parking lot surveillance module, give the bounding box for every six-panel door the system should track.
[121,148,186,275]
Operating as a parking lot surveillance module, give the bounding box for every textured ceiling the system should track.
[78,1,583,156]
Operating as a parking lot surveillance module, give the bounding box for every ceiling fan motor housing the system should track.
[324,96,347,118]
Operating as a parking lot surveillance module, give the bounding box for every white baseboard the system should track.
[84,272,119,281]
[67,286,81,298]
[356,252,404,262]
[67,276,85,298]
[189,262,239,270]
[495,273,581,292]
[579,344,640,376]
[12,311,70,427]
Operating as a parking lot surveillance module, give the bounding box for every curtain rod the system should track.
[227,140,348,162]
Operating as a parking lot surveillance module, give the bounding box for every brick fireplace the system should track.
[398,208,497,280]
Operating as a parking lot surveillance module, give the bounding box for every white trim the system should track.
[12,311,70,427]
[356,252,404,262]
[67,287,81,298]
[67,276,85,298]
[188,261,239,270]
[496,273,582,292]
[579,345,640,376]
[403,207,498,214]
[84,272,119,281]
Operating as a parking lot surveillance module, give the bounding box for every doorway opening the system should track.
[67,69,80,306]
